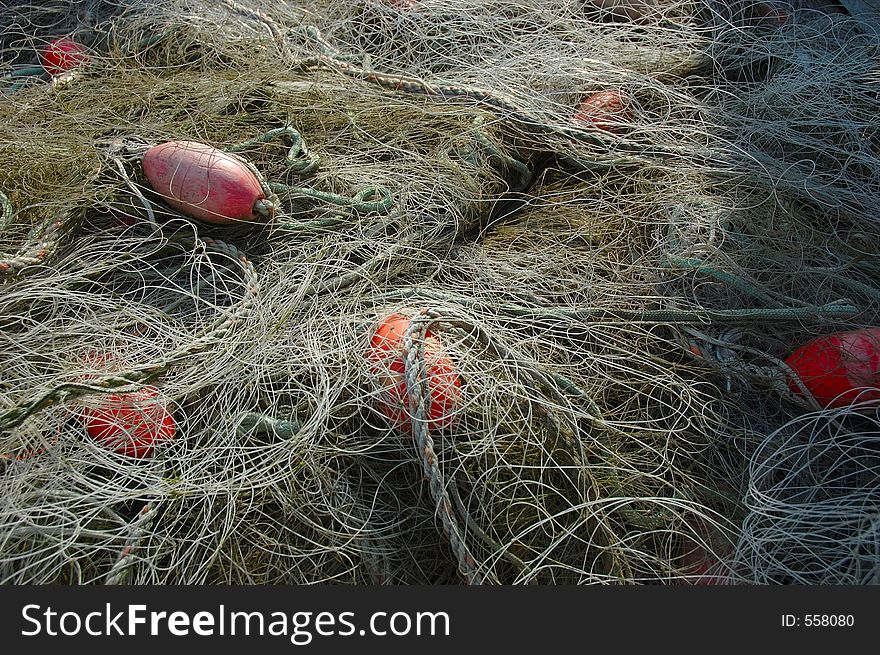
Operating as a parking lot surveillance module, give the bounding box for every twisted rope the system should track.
[268,181,393,215]
[402,309,481,584]
[660,256,789,308]
[374,288,859,325]
[219,0,291,60]
[230,125,320,176]
[470,116,532,192]
[677,324,826,411]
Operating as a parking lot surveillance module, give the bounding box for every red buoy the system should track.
[82,386,176,458]
[142,141,270,225]
[573,89,631,134]
[367,312,462,432]
[785,328,880,408]
[40,37,90,75]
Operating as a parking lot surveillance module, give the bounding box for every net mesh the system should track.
[0,0,878,584]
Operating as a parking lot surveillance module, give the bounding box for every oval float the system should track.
[142,140,269,225]
[367,312,462,432]
[573,89,631,134]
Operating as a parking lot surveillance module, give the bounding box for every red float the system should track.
[142,141,270,225]
[785,328,880,408]
[367,313,462,432]
[39,37,90,76]
[82,386,176,458]
[572,89,631,134]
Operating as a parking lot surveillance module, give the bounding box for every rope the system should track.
[229,125,320,176]
[470,116,532,192]
[660,256,789,308]
[374,288,859,325]
[218,0,291,61]
[0,208,79,278]
[402,309,482,584]
[268,181,393,215]
[1,67,49,94]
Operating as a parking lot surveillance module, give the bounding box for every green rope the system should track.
[471,116,532,191]
[275,215,349,232]
[2,66,46,79]
[374,287,858,324]
[133,26,181,51]
[229,125,320,175]
[1,67,50,95]
[660,256,786,308]
[268,181,393,215]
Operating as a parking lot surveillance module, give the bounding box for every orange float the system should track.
[367,313,462,432]
[572,89,631,134]
[142,141,271,225]
[785,328,880,409]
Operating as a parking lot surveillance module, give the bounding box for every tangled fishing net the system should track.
[0,0,878,584]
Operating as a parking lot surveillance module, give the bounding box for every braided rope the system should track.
[447,478,523,580]
[399,309,626,582]
[471,116,532,191]
[292,29,611,145]
[285,25,873,204]
[402,309,481,584]
[219,0,291,60]
[660,256,788,308]
[677,324,825,411]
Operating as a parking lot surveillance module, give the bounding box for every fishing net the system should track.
[0,0,878,584]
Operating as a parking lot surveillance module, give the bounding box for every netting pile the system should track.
[1,0,878,584]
